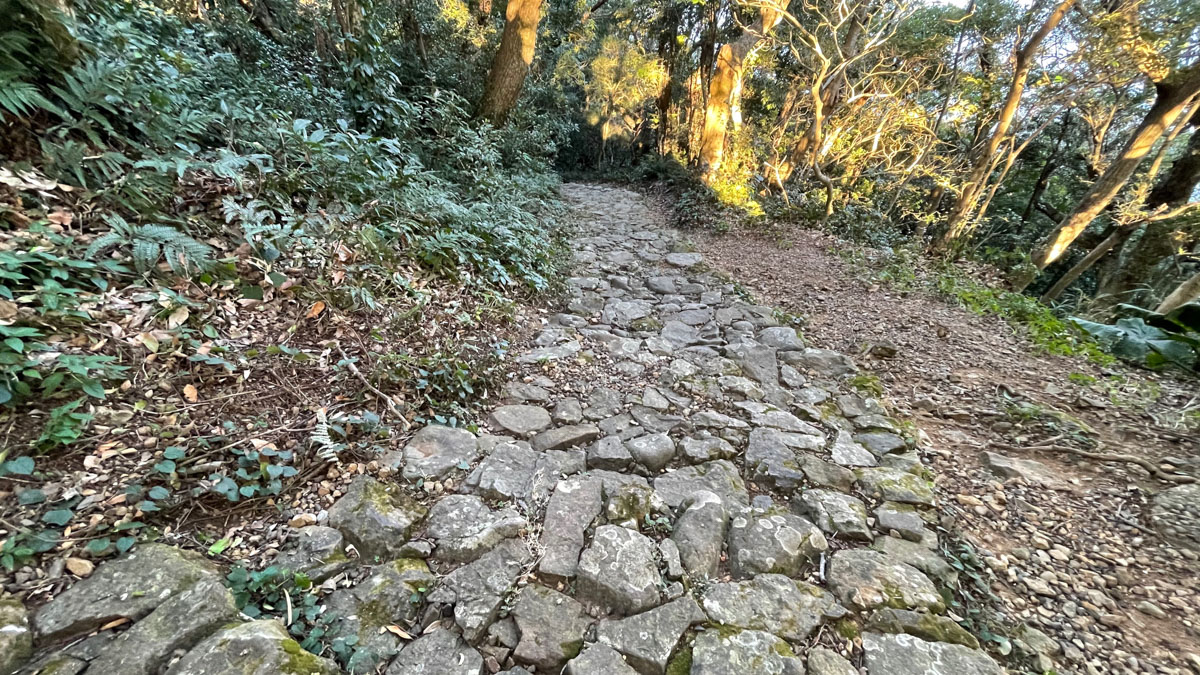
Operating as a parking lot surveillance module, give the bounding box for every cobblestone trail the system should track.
[4,185,1023,674]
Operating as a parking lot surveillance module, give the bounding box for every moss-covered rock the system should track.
[166,619,339,675]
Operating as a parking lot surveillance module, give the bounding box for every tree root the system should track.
[990,441,1197,485]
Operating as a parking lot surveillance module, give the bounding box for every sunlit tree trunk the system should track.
[698,5,782,181]
[1028,66,1200,271]
[938,0,1076,249]
[1157,271,1200,313]
[478,0,545,126]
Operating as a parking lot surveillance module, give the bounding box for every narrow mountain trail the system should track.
[5,184,1197,675]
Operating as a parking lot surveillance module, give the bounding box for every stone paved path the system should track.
[4,184,1015,674]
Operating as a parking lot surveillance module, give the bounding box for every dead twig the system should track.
[990,441,1196,484]
[333,342,411,432]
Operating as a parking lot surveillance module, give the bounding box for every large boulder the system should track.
[701,574,836,641]
[576,525,662,615]
[827,549,943,612]
[328,476,428,561]
[166,620,339,675]
[34,544,221,643]
[726,507,827,579]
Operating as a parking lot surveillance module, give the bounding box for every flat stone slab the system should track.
[808,647,858,675]
[168,619,339,675]
[796,489,873,541]
[533,424,601,451]
[701,574,836,641]
[830,429,877,467]
[328,475,428,560]
[489,405,552,436]
[727,507,827,578]
[665,252,702,267]
[873,535,958,586]
[689,628,804,674]
[428,538,530,643]
[577,525,662,615]
[34,544,221,643]
[512,585,591,670]
[596,596,705,674]
[653,459,748,508]
[398,424,481,480]
[856,467,935,506]
[862,632,1003,675]
[566,643,639,674]
[385,627,485,674]
[866,608,980,649]
[671,490,728,578]
[539,476,603,581]
[827,549,943,612]
[425,494,527,563]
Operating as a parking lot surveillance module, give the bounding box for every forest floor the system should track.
[695,218,1200,673]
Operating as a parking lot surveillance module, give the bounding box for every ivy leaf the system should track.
[85,538,113,556]
[148,486,170,500]
[116,536,136,553]
[154,460,176,474]
[17,489,46,505]
[138,500,160,512]
[2,456,35,475]
[163,446,186,460]
[42,509,73,526]
[80,378,106,399]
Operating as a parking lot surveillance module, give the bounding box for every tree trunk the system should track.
[697,6,782,181]
[477,0,545,126]
[938,0,1077,249]
[1021,113,1072,223]
[1147,124,1200,206]
[1157,270,1200,313]
[655,3,684,154]
[1040,226,1133,301]
[1029,65,1200,270]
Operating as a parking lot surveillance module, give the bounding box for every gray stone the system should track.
[736,402,823,438]
[577,525,662,615]
[718,375,765,400]
[675,307,714,326]
[603,300,654,327]
[512,585,591,670]
[827,549,943,612]
[630,406,684,435]
[428,539,530,643]
[87,579,237,675]
[503,382,551,403]
[518,341,582,363]
[465,441,554,503]
[323,558,437,672]
[879,450,923,473]
[606,480,661,526]
[691,410,748,429]
[566,643,640,675]
[489,405,552,436]
[671,490,727,578]
[678,436,736,464]
[533,424,601,451]
[660,321,700,349]
[642,387,671,411]
[540,476,603,581]
[862,632,1003,675]
[34,544,221,642]
[328,476,429,560]
[853,414,900,433]
[166,620,339,675]
[585,387,624,420]
[745,428,805,492]
[980,451,1061,487]
[797,489,873,541]
[690,628,804,675]
[874,502,928,542]
[867,608,980,649]
[385,627,485,675]
[872,536,958,586]
[800,453,857,491]
[589,435,635,471]
[701,574,835,641]
[398,424,481,480]
[0,597,32,674]
[653,460,748,508]
[830,429,877,467]
[758,326,804,351]
[837,394,886,418]
[789,348,857,378]
[626,433,676,472]
[426,494,527,563]
[724,342,779,386]
[856,467,935,506]
[665,252,702,267]
[807,647,857,675]
[1151,483,1200,550]
[273,526,353,582]
[648,276,678,294]
[854,431,907,456]
[659,539,684,580]
[596,596,705,674]
[553,398,585,424]
[727,507,827,578]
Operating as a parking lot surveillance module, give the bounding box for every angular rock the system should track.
[660,321,700,349]
[87,579,237,675]
[830,429,877,467]
[328,476,428,561]
[827,549,943,612]
[856,467,935,506]
[862,632,1003,675]
[653,460,748,508]
[399,424,481,480]
[503,382,551,403]
[726,507,827,578]
[597,596,705,674]
[745,428,805,492]
[872,536,958,586]
[855,431,907,456]
[34,544,221,642]
[796,489,873,541]
[800,453,856,491]
[678,436,736,464]
[867,608,980,649]
[518,341,582,364]
[465,441,556,503]
[690,628,803,675]
[980,451,1061,487]
[532,424,601,451]
[323,558,437,672]
[426,495,527,563]
[807,647,857,675]
[873,502,928,542]
[585,388,624,420]
[428,539,530,643]
[671,490,727,578]
[512,585,591,671]
[789,348,857,378]
[701,574,835,641]
[691,410,748,429]
[0,597,32,675]
[758,326,804,351]
[665,252,702,267]
[273,526,353,582]
[603,300,653,327]
[576,525,662,615]
[553,398,585,424]
[724,343,779,386]
[166,619,339,675]
[540,476,603,581]
[566,643,639,675]
[626,433,676,472]
[589,435,635,471]
[1151,483,1200,551]
[837,394,886,418]
[489,405,552,437]
[385,627,485,675]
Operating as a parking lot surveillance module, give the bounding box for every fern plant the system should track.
[86,215,214,275]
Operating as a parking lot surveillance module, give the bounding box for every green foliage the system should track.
[1070,316,1198,370]
[226,565,328,651]
[85,216,214,275]
[208,443,299,502]
[35,398,92,448]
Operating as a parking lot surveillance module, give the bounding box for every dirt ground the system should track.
[696,224,1200,674]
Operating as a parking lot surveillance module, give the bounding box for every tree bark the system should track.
[1021,113,1072,223]
[1040,226,1133,302]
[1029,65,1200,270]
[938,0,1077,249]
[1147,124,1200,206]
[697,6,782,181]
[1156,270,1200,313]
[477,0,545,126]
